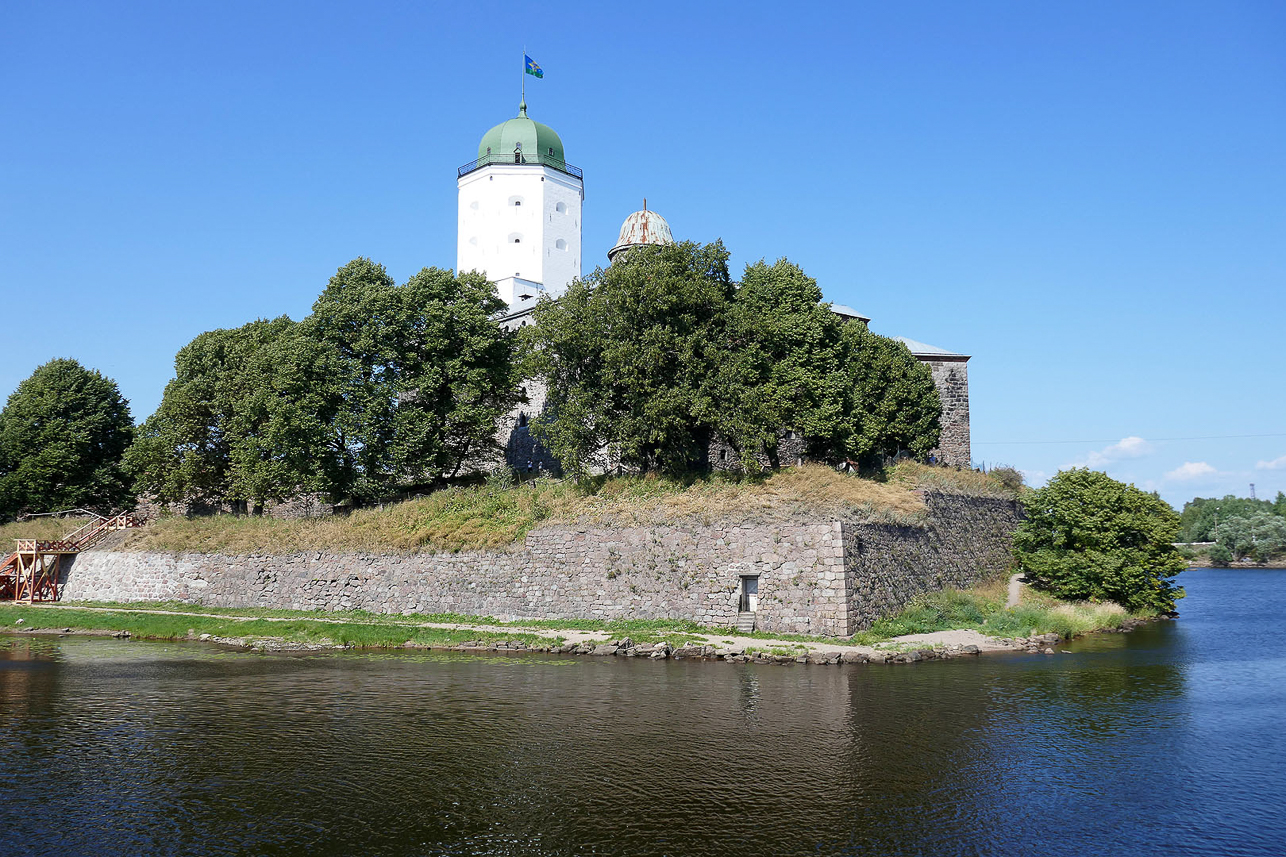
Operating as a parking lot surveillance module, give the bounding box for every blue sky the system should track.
[3,1,1283,508]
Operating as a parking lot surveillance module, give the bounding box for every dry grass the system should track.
[126,483,583,555]
[888,461,1020,498]
[0,517,96,545]
[122,465,929,556]
[565,465,925,526]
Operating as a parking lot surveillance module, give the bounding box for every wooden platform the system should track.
[1,513,142,603]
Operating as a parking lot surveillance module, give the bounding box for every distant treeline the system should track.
[1179,493,1286,563]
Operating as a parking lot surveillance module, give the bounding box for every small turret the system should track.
[608,200,675,263]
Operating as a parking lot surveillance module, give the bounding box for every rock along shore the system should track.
[6,614,1168,665]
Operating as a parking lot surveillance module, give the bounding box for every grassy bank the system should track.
[0,463,1017,556]
[850,579,1131,644]
[0,605,556,650]
[1,580,1140,653]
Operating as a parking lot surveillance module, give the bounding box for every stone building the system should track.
[458,103,972,471]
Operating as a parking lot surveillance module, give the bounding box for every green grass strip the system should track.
[0,605,555,650]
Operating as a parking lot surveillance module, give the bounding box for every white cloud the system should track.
[1256,455,1286,471]
[1080,436,1153,468]
[1020,469,1049,487]
[1165,461,1217,481]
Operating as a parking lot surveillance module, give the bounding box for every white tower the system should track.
[456,102,584,308]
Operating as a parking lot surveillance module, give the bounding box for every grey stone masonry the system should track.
[708,431,808,473]
[922,357,970,466]
[840,492,1017,632]
[498,376,561,476]
[63,492,1019,636]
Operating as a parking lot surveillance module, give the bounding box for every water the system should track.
[2,568,1283,856]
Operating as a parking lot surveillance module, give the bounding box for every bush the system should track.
[988,465,1025,492]
[1013,468,1186,613]
[1207,543,1233,567]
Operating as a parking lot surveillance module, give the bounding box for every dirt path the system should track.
[1006,573,1025,608]
[19,603,1020,655]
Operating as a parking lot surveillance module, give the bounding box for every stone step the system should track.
[735,612,756,634]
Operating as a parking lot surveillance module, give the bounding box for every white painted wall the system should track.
[457,164,583,306]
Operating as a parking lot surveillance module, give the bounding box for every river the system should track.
[1,567,1283,856]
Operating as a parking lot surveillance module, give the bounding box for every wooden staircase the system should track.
[0,513,142,603]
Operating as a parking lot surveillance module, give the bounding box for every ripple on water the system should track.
[1,569,1284,856]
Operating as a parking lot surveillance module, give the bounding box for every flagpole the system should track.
[521,47,526,108]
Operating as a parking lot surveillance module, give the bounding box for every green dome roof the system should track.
[477,103,565,163]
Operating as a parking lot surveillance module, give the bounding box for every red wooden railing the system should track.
[1,513,142,603]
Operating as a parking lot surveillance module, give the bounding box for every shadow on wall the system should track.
[505,423,562,478]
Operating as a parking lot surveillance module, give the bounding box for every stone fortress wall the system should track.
[63,492,1019,636]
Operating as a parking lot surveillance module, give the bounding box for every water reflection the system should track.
[0,570,1282,856]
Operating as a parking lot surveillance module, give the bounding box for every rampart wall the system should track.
[62,493,1020,636]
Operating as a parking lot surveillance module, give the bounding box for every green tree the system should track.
[709,259,848,470]
[125,317,341,510]
[524,241,734,477]
[823,323,941,465]
[1177,494,1277,542]
[1250,514,1286,561]
[129,259,521,506]
[1215,512,1286,563]
[0,359,134,520]
[305,260,520,498]
[1013,468,1186,613]
[524,243,943,477]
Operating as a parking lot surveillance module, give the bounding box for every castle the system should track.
[455,102,972,472]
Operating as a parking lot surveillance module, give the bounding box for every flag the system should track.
[525,55,543,78]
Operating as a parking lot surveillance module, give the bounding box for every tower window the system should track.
[555,238,567,251]
[555,202,567,213]
[514,200,521,206]
[512,238,520,243]
[548,147,554,155]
